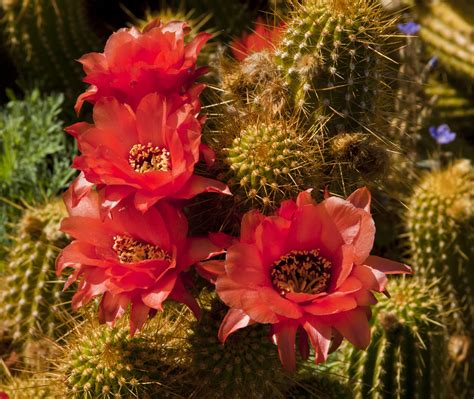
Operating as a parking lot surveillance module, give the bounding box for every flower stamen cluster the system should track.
[128,143,171,173]
[112,235,170,264]
[270,249,332,296]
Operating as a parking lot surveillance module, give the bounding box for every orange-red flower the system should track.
[67,92,229,213]
[211,188,411,371]
[75,20,211,113]
[231,18,285,61]
[56,186,222,334]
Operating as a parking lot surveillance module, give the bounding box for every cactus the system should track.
[405,160,474,397]
[0,199,70,346]
[425,77,474,131]
[1,0,102,95]
[53,308,192,399]
[0,375,53,399]
[219,116,323,210]
[275,0,398,132]
[330,132,390,183]
[186,298,291,398]
[418,0,474,82]
[342,276,447,399]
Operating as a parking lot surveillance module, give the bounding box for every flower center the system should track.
[270,249,332,296]
[129,143,171,173]
[113,235,170,264]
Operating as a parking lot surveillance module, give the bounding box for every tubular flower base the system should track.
[67,92,229,213]
[56,186,223,334]
[231,18,285,61]
[209,188,411,371]
[75,20,211,113]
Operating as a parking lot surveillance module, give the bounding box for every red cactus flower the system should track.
[75,20,211,113]
[212,188,411,371]
[56,186,222,334]
[67,92,229,213]
[231,18,285,61]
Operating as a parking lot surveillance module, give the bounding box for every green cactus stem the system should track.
[55,307,192,399]
[2,0,102,95]
[186,299,291,399]
[343,276,447,399]
[0,199,70,345]
[418,0,474,82]
[275,0,398,132]
[405,160,474,397]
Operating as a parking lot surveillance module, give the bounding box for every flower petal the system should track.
[351,264,388,292]
[347,187,371,213]
[364,255,412,275]
[272,321,298,372]
[174,175,231,199]
[226,243,268,286]
[218,308,255,343]
[130,300,151,336]
[329,308,371,349]
[302,316,332,364]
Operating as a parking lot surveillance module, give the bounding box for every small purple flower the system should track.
[429,124,456,144]
[427,56,438,70]
[397,21,421,35]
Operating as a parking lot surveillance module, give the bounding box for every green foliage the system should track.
[341,276,447,399]
[0,89,73,247]
[1,0,102,95]
[275,0,398,132]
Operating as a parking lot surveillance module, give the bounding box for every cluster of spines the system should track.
[2,0,102,94]
[275,0,397,132]
[418,0,474,82]
[342,276,446,399]
[54,307,193,399]
[0,199,70,345]
[222,121,321,209]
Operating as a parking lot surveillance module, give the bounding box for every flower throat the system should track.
[270,249,332,296]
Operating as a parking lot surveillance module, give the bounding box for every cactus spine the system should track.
[418,0,474,82]
[2,0,102,94]
[54,308,192,399]
[343,276,446,399]
[405,160,474,397]
[0,199,70,344]
[186,299,288,398]
[275,0,397,132]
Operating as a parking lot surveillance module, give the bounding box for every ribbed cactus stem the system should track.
[187,300,286,398]
[2,0,102,95]
[275,0,396,131]
[418,0,474,82]
[405,160,474,397]
[0,199,70,344]
[343,276,447,399]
